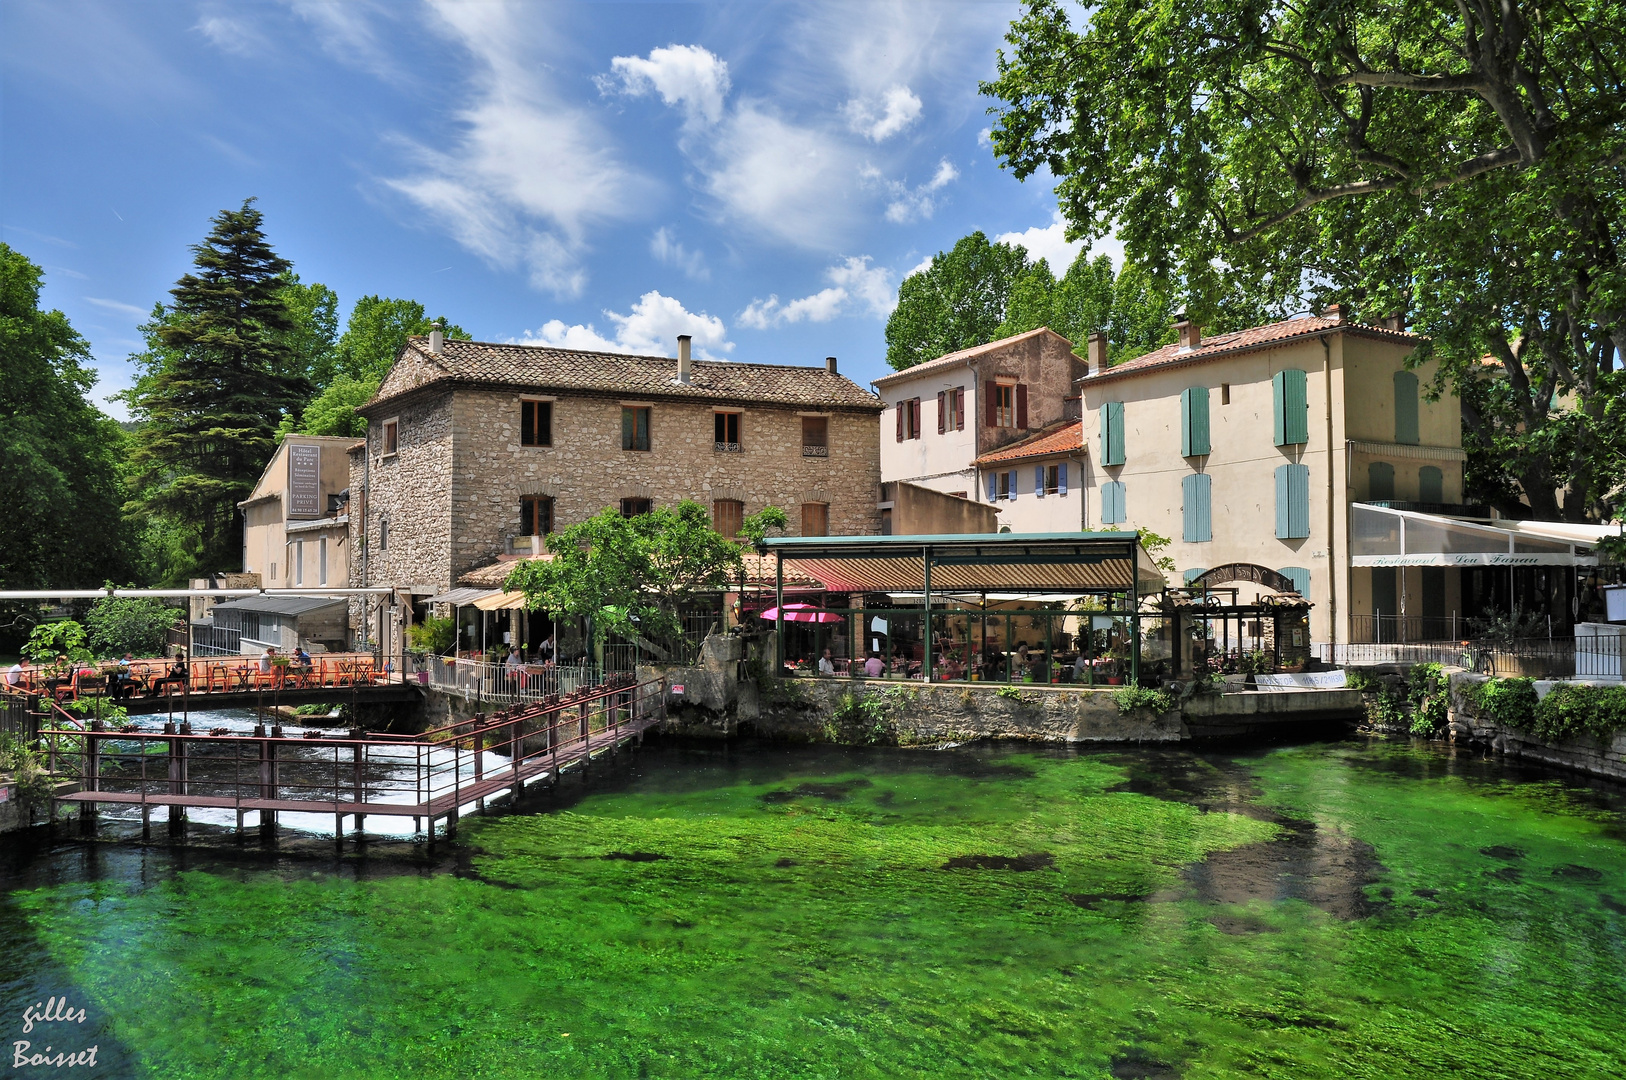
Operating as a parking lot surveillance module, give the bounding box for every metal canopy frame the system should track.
[762,532,1168,683]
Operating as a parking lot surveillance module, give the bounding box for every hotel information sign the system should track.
[288,444,322,519]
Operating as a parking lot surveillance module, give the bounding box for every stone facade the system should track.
[352,339,884,594]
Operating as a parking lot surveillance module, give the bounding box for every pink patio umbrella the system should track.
[759,603,845,624]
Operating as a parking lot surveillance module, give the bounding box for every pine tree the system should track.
[127,199,306,578]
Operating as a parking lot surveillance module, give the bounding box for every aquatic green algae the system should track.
[5,740,1626,1078]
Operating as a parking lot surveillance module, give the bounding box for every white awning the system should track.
[1350,504,1598,567]
[423,588,497,606]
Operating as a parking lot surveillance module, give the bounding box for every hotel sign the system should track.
[287,444,322,519]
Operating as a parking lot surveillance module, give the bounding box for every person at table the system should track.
[259,647,275,674]
[818,648,836,676]
[5,660,22,689]
[169,651,190,689]
[295,645,312,669]
[863,653,885,678]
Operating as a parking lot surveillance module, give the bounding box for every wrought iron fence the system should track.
[1349,615,1472,644]
[410,654,603,704]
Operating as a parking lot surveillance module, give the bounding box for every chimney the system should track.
[428,319,445,355]
[825,356,838,375]
[1086,331,1108,374]
[1322,303,1348,325]
[676,334,692,384]
[1174,311,1201,351]
[1383,311,1407,332]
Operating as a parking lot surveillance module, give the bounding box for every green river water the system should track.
[2,736,1624,1078]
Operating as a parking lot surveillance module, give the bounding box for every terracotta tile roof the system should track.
[871,327,1073,387]
[1082,315,1420,385]
[367,338,884,413]
[458,549,822,589]
[972,421,1084,466]
[459,553,549,588]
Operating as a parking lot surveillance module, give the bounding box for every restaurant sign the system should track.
[1351,553,1588,567]
[288,443,322,519]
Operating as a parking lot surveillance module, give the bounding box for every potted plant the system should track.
[1238,649,1271,690]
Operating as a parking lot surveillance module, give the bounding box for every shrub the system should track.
[0,732,54,810]
[1345,669,1379,692]
[22,621,92,667]
[407,616,455,655]
[85,595,181,658]
[1406,663,1451,736]
[1530,683,1626,743]
[1111,686,1174,714]
[1472,677,1539,731]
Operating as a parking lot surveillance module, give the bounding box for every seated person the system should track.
[818,648,836,676]
[863,653,885,678]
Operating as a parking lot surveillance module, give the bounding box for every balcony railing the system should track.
[715,441,742,453]
[802,444,829,458]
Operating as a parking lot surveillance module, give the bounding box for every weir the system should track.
[36,675,662,846]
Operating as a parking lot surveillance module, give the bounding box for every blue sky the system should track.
[2,0,1116,418]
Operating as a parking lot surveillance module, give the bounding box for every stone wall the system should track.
[357,390,456,591]
[1449,671,1626,783]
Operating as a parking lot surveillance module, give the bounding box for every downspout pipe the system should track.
[1321,335,1339,652]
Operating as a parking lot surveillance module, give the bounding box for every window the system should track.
[801,502,829,537]
[1221,383,1231,406]
[894,399,921,441]
[936,387,966,433]
[1372,566,1397,618]
[985,382,1025,428]
[1034,463,1067,497]
[1099,401,1125,465]
[1394,370,1420,444]
[1278,567,1311,598]
[715,412,742,452]
[620,498,652,518]
[1272,369,1309,446]
[622,406,651,451]
[1182,473,1212,542]
[521,400,553,447]
[985,470,1018,502]
[1368,462,1396,501]
[1275,463,1311,538]
[1419,465,1444,503]
[1180,386,1211,456]
[293,540,304,586]
[378,518,388,551]
[802,416,828,457]
[712,499,744,537]
[318,538,328,585]
[1100,480,1126,524]
[381,418,399,455]
[521,495,554,536]
[1183,567,1208,586]
[270,562,277,582]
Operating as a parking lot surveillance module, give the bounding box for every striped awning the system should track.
[762,532,1166,595]
[471,590,528,611]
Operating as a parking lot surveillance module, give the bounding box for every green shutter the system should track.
[1368,462,1395,501]
[1182,473,1211,542]
[621,407,633,450]
[1181,386,1210,456]
[1274,368,1308,445]
[1100,402,1125,466]
[1278,566,1311,598]
[1102,480,1126,524]
[1419,465,1443,503]
[1394,370,1420,445]
[1272,372,1286,446]
[1275,463,1310,538]
[1183,567,1208,585]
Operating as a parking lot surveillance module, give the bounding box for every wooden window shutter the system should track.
[1035,465,1046,499]
[1369,462,1395,500]
[937,391,946,433]
[1274,369,1309,446]
[1278,566,1311,598]
[896,402,905,442]
[1100,401,1124,465]
[1181,386,1210,456]
[986,472,998,501]
[1015,383,1028,429]
[1275,464,1310,538]
[955,387,965,430]
[985,381,998,426]
[1058,463,1068,496]
[622,407,634,450]
[1182,473,1211,542]
[911,398,921,439]
[1394,370,1420,444]
[1419,465,1443,503]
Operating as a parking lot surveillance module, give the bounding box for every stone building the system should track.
[351,332,885,600]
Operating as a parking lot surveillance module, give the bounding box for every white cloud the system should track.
[284,0,402,82]
[195,9,265,55]
[738,256,896,329]
[977,127,993,148]
[519,291,733,360]
[705,103,863,249]
[83,297,148,317]
[996,211,1124,273]
[603,44,731,129]
[844,85,922,142]
[905,255,935,279]
[862,158,959,224]
[650,227,708,280]
[381,3,651,297]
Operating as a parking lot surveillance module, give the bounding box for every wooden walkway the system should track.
[40,675,664,845]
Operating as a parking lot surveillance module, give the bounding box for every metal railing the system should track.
[1349,615,1470,644]
[411,655,602,704]
[189,624,244,656]
[1317,635,1626,679]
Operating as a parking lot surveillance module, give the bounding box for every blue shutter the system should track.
[1276,464,1310,538]
[1058,463,1068,496]
[1181,387,1210,456]
[1180,473,1212,542]
[1035,465,1046,499]
[1183,567,1208,585]
[1101,480,1126,524]
[1100,402,1125,465]
[1008,471,1018,501]
[986,472,997,502]
[1394,370,1420,445]
[1419,465,1443,503]
[1278,566,1311,598]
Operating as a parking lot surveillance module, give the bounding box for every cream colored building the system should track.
[239,435,355,591]
[873,327,1088,531]
[1077,307,1462,646]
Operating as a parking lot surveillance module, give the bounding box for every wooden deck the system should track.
[40,676,664,844]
